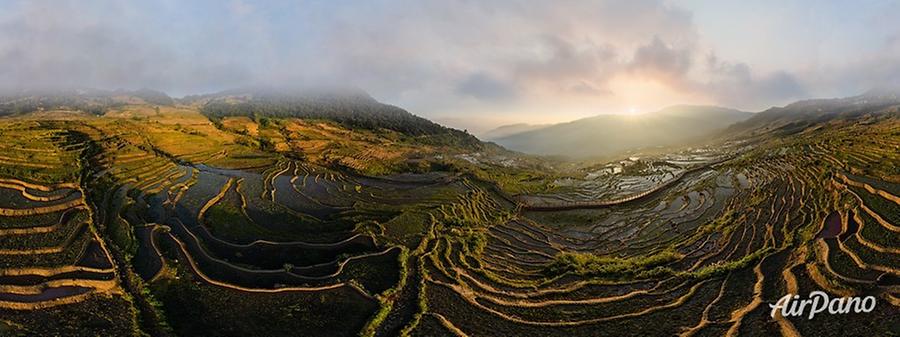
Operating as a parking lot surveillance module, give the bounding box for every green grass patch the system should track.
[547,249,682,279]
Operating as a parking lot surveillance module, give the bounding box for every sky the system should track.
[1,0,899,134]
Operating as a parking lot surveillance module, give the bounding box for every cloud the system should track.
[0,0,896,123]
[0,1,699,101]
[569,82,614,96]
[0,0,256,94]
[630,36,691,78]
[629,37,692,85]
[699,55,807,109]
[227,0,254,17]
[222,0,705,108]
[797,35,900,98]
[456,73,517,101]
[511,36,618,96]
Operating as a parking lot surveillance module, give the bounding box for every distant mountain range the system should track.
[487,105,753,158]
[3,87,899,160]
[727,89,900,135]
[0,88,174,115]
[0,87,482,149]
[480,123,552,140]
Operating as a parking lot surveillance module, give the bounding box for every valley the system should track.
[0,91,898,336]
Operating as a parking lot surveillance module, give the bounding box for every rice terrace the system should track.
[1,1,900,336]
[0,88,896,337]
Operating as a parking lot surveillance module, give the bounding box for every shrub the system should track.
[547,249,682,279]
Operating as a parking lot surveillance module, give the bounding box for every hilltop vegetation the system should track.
[728,90,900,135]
[0,89,174,116]
[193,88,480,145]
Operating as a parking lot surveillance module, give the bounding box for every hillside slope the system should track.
[493,105,751,158]
[189,87,478,143]
[482,123,551,140]
[0,88,173,116]
[727,90,900,135]
[1,90,899,336]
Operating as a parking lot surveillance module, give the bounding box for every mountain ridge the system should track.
[492,105,752,158]
[482,123,552,140]
[727,91,900,134]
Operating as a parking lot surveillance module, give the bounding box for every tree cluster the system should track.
[200,92,482,148]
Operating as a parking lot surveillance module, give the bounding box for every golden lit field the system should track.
[1,95,897,337]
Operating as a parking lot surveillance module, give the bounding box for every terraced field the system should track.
[0,121,137,335]
[0,102,898,336]
[399,119,900,337]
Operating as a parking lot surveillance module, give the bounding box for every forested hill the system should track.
[191,88,476,139]
[726,90,900,135]
[0,87,482,149]
[0,88,174,116]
